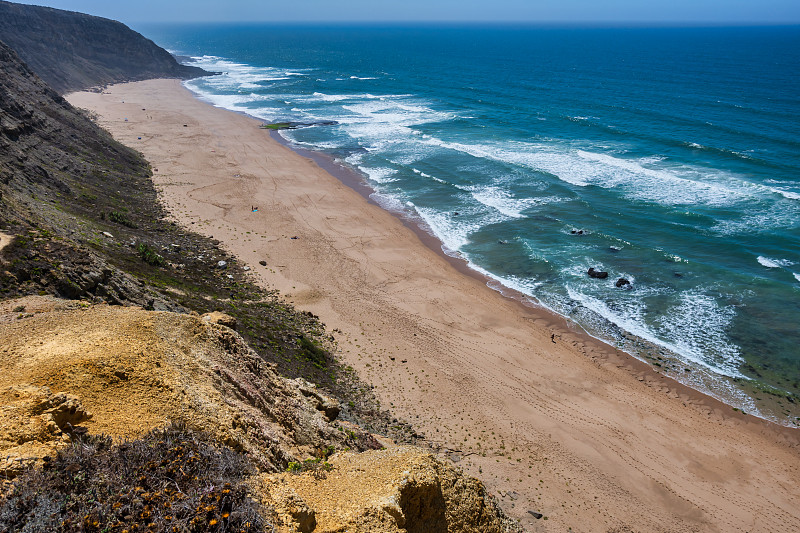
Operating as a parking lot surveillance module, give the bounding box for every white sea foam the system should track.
[567,286,743,377]
[343,152,365,166]
[361,167,399,183]
[369,192,408,213]
[713,198,800,234]
[469,186,562,219]
[312,92,352,102]
[413,206,501,253]
[188,56,309,87]
[416,136,793,209]
[471,266,543,297]
[794,273,800,282]
[340,100,451,129]
[411,168,449,185]
[574,150,749,206]
[183,85,288,121]
[470,187,527,219]
[766,186,800,200]
[655,291,742,375]
[411,168,431,178]
[279,136,344,151]
[757,256,795,268]
[350,76,378,80]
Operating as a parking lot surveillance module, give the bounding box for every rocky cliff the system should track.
[0,0,210,93]
[0,298,520,532]
[0,8,524,533]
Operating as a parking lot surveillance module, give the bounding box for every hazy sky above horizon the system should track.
[11,0,800,24]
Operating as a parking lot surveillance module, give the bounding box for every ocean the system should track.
[137,24,800,425]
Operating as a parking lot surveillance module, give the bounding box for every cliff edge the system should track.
[0,0,210,93]
[0,297,521,533]
[0,5,525,532]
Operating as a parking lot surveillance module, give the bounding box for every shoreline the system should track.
[267,124,797,430]
[68,79,800,532]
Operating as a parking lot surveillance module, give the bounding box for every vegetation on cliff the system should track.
[0,10,523,530]
[1,425,267,533]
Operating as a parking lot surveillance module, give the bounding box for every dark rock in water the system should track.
[588,267,609,279]
[0,1,213,94]
[498,239,509,245]
[615,277,631,288]
[674,272,683,278]
[609,246,621,253]
[453,212,460,216]
[570,229,585,235]
[528,510,543,519]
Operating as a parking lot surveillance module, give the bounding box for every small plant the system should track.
[109,211,137,228]
[286,447,335,478]
[137,242,165,267]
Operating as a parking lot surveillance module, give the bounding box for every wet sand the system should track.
[69,79,800,533]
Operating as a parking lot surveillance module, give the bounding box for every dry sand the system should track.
[68,79,800,533]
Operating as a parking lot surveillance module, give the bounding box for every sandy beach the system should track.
[68,79,800,532]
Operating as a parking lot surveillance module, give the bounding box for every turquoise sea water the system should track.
[139,24,800,423]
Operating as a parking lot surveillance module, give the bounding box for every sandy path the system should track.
[68,79,800,533]
[0,232,13,254]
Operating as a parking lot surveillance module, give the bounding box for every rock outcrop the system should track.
[0,296,381,478]
[0,384,92,477]
[0,297,522,532]
[258,446,521,533]
[587,267,609,279]
[0,0,210,94]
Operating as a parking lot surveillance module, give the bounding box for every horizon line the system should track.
[131,20,800,28]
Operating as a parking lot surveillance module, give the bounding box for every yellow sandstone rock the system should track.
[258,446,519,533]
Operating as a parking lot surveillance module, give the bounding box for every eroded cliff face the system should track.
[0,297,380,478]
[0,38,149,217]
[0,297,522,533]
[0,11,524,531]
[0,0,210,94]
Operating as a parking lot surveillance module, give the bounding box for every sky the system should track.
[10,0,800,25]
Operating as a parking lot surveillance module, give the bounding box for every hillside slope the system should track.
[0,0,209,93]
[0,10,524,533]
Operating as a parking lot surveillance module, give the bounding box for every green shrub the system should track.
[286,457,333,477]
[137,242,165,267]
[297,334,327,368]
[109,211,138,228]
